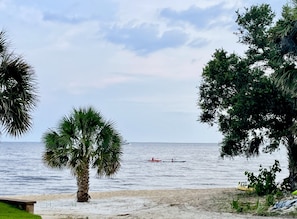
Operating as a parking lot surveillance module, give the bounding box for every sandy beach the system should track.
[6,188,292,219]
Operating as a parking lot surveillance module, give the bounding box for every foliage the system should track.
[265,194,275,206]
[43,107,123,202]
[231,198,260,213]
[213,189,289,216]
[0,202,41,219]
[0,30,38,137]
[198,2,297,189]
[245,160,281,196]
[269,1,297,97]
[230,192,282,216]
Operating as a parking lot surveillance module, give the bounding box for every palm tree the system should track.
[42,107,123,202]
[0,30,38,137]
[269,1,297,97]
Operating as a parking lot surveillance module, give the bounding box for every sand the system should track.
[6,188,292,219]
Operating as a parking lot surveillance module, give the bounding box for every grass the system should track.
[0,202,41,219]
[231,194,272,216]
[213,190,297,217]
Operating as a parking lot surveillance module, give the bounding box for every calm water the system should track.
[0,142,289,196]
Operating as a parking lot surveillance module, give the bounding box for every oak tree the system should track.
[198,4,297,190]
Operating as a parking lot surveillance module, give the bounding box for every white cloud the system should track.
[103,23,188,55]
[0,0,283,143]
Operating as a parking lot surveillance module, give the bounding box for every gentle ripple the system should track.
[0,142,289,195]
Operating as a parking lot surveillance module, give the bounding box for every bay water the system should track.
[0,142,289,196]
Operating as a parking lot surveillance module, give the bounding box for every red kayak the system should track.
[149,158,161,162]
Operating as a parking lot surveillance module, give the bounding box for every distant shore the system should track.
[6,188,289,219]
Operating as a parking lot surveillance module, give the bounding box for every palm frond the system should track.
[42,131,70,168]
[0,33,38,137]
[93,120,123,177]
[42,106,123,178]
[0,30,7,54]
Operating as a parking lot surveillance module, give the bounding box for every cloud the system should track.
[103,23,188,55]
[160,3,235,29]
[188,38,209,48]
[38,0,117,24]
[65,74,138,95]
[100,2,236,55]
[43,12,89,24]
[0,0,8,10]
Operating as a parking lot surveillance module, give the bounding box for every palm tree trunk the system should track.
[76,164,90,202]
[287,135,297,191]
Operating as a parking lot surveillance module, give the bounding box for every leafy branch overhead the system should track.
[198,3,297,190]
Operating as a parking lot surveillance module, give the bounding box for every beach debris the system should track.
[117,213,130,216]
[270,198,297,213]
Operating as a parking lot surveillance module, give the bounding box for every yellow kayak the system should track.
[237,182,255,192]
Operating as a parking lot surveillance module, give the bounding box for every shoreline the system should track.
[4,188,290,219]
[9,187,233,200]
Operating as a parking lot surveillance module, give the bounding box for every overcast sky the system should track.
[0,0,283,143]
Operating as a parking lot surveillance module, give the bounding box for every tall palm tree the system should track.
[43,107,123,202]
[0,30,38,137]
[268,1,297,97]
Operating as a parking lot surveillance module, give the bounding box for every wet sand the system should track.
[5,188,292,219]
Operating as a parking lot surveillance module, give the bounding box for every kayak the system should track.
[148,158,161,162]
[237,182,254,192]
[148,158,186,163]
[237,185,254,192]
[162,160,186,163]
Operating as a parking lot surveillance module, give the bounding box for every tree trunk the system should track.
[76,164,90,202]
[287,135,297,191]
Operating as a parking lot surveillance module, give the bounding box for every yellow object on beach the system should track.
[292,190,297,195]
[237,182,255,192]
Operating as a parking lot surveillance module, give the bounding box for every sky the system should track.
[0,0,284,143]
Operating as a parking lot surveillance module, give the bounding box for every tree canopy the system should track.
[198,3,297,189]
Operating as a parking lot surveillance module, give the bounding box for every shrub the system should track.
[245,160,281,196]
